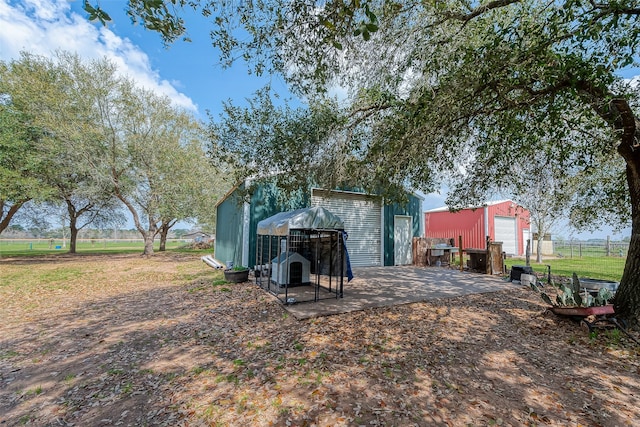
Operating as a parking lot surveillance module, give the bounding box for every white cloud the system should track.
[0,0,197,112]
[627,75,640,88]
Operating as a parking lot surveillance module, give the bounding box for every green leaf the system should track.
[83,1,96,14]
[541,293,554,306]
[320,19,335,31]
[99,10,111,22]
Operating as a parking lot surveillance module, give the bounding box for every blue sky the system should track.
[0,0,631,239]
[0,0,291,120]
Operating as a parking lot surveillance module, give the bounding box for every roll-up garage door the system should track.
[494,216,517,256]
[311,189,382,267]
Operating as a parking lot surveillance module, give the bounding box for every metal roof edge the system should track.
[425,199,516,213]
[214,179,245,208]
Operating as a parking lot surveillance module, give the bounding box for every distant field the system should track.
[0,238,192,256]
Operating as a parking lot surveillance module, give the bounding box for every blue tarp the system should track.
[343,231,354,282]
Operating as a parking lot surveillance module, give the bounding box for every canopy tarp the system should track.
[257,206,344,236]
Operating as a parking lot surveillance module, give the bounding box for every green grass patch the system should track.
[39,267,84,284]
[0,350,19,360]
[215,373,240,385]
[121,382,133,395]
[24,386,43,396]
[191,366,215,375]
[19,414,34,424]
[0,238,191,257]
[0,266,88,291]
[505,257,625,282]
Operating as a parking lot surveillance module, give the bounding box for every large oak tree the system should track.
[94,0,640,321]
[2,52,223,255]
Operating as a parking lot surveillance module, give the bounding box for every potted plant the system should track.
[529,273,615,316]
[223,265,250,283]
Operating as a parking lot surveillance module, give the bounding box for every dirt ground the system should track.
[1,253,639,426]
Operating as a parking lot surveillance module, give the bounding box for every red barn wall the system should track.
[425,201,531,255]
[424,208,486,249]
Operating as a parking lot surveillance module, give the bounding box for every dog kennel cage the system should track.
[255,207,349,304]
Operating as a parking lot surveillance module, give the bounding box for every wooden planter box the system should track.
[224,269,249,283]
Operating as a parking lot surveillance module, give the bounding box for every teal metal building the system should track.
[215,180,423,269]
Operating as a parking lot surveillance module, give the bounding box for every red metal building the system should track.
[424,200,531,256]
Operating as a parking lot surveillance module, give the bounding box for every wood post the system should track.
[459,235,463,271]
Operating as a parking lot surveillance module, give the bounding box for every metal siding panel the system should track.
[312,190,382,267]
[247,182,309,267]
[425,209,485,248]
[384,194,422,265]
[517,211,531,255]
[215,189,245,266]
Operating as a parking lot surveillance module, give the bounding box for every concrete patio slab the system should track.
[279,266,514,319]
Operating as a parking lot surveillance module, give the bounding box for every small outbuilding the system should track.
[424,200,531,256]
[215,178,423,270]
[183,231,212,243]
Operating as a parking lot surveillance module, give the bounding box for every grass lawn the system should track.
[504,257,625,282]
[0,238,188,257]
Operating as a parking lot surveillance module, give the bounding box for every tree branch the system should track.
[0,199,29,233]
[573,79,640,157]
[442,0,522,22]
[349,103,393,120]
[589,0,640,15]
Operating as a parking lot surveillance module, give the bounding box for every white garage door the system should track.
[311,189,382,267]
[494,216,517,256]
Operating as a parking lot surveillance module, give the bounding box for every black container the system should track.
[510,265,534,281]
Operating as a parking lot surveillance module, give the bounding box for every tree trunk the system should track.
[66,199,78,254]
[536,237,543,264]
[142,217,158,256]
[143,232,155,256]
[159,226,168,251]
[158,219,177,252]
[615,225,640,323]
[613,137,640,324]
[113,189,157,257]
[579,90,640,324]
[69,217,78,254]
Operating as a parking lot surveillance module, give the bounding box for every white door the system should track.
[311,189,382,267]
[494,216,517,255]
[394,216,412,265]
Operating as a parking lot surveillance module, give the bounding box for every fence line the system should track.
[0,238,188,252]
[514,239,629,282]
[551,240,629,258]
